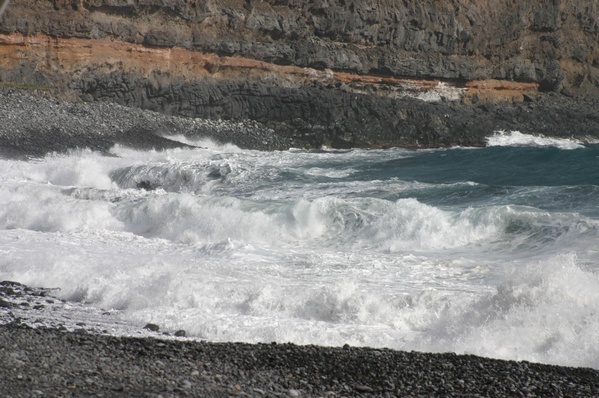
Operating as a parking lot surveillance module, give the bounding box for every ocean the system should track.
[1,130,598,369]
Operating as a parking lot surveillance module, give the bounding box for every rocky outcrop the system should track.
[0,0,598,148]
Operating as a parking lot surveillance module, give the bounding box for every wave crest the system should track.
[486,131,584,150]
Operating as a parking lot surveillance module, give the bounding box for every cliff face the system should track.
[1,0,598,148]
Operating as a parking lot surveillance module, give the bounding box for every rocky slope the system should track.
[0,0,598,148]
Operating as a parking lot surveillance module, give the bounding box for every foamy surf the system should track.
[1,141,599,369]
[486,130,585,150]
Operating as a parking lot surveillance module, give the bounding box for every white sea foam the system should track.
[1,144,598,369]
[486,130,585,149]
[158,135,246,153]
[437,253,599,368]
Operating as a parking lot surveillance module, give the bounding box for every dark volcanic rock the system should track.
[0,0,598,149]
[2,0,598,96]
[143,323,160,332]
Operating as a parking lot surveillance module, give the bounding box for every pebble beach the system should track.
[0,88,291,159]
[2,281,599,398]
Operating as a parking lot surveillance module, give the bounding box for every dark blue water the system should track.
[316,145,599,216]
[366,145,599,186]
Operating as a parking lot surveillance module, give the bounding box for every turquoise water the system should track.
[279,145,599,214]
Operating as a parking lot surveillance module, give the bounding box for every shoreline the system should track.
[2,281,599,397]
[0,88,294,158]
[1,85,599,158]
[4,323,599,397]
[1,2,599,394]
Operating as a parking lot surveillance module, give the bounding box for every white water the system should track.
[487,130,585,150]
[1,143,599,369]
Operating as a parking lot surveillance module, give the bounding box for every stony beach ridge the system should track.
[3,322,599,398]
[0,88,293,158]
[1,266,599,397]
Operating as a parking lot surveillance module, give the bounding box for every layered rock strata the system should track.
[0,0,598,148]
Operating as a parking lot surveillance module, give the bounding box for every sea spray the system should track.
[1,142,599,369]
[487,130,585,150]
[445,253,599,368]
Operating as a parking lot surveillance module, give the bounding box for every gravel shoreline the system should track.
[0,88,292,158]
[2,281,599,397]
[3,324,599,397]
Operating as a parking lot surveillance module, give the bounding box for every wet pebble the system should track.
[144,323,160,332]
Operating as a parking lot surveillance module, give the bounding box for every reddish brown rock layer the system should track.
[0,32,542,104]
[1,0,597,96]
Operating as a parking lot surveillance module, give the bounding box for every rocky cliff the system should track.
[1,0,598,148]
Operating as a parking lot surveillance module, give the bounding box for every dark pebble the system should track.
[355,385,374,393]
[143,323,160,332]
[0,299,13,308]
